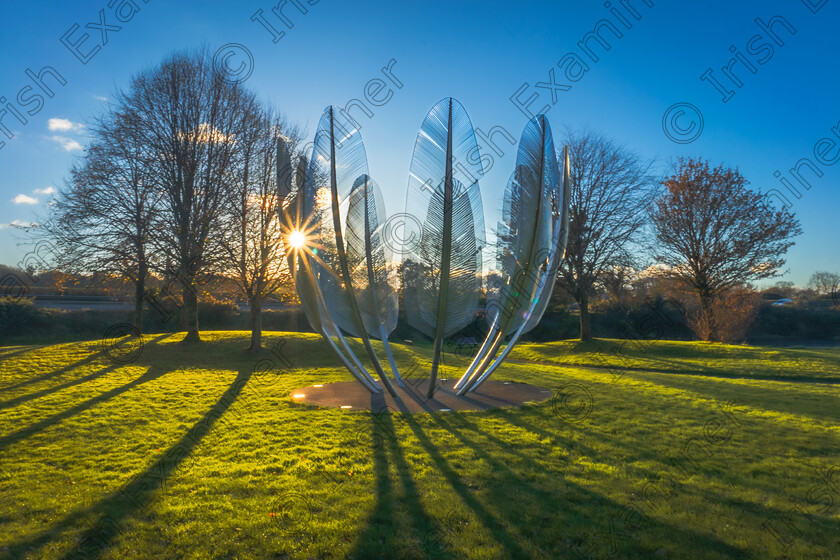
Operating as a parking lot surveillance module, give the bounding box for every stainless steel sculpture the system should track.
[278,99,570,399]
[403,98,486,397]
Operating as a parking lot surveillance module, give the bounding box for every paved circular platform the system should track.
[289,378,554,413]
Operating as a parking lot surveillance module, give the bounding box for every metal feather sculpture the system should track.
[276,138,381,393]
[455,115,570,394]
[280,108,401,395]
[403,98,485,397]
[345,174,403,386]
[282,100,570,402]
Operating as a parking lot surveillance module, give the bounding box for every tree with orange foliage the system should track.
[651,158,801,342]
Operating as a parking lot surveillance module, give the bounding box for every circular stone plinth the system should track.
[289,378,553,413]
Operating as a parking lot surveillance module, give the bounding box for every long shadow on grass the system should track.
[3,366,253,559]
[0,335,170,411]
[510,353,840,384]
[634,372,840,424]
[347,409,453,559]
[636,354,840,384]
[0,347,105,393]
[439,410,766,559]
[0,344,45,360]
[486,403,840,557]
[0,363,120,411]
[0,364,170,453]
[399,413,534,559]
[494,405,668,468]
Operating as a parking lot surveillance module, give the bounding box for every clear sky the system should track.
[1,0,837,286]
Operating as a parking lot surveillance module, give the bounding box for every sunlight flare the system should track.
[288,230,307,250]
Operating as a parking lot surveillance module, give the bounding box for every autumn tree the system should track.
[651,158,802,341]
[556,130,657,341]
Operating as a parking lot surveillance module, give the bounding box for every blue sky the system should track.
[1,0,837,286]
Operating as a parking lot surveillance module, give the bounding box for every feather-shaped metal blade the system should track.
[303,107,369,337]
[345,175,399,335]
[464,145,572,392]
[403,98,485,397]
[456,114,558,394]
[302,106,398,395]
[276,141,380,394]
[521,144,571,333]
[345,174,403,383]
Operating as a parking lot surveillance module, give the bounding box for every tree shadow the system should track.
[510,351,840,385]
[0,344,46,360]
[2,365,253,559]
[630,354,840,384]
[0,334,172,393]
[0,365,169,453]
[0,364,118,411]
[633,372,840,424]
[0,349,104,393]
[0,335,171,411]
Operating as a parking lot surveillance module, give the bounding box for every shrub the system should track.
[682,288,761,343]
[0,297,54,337]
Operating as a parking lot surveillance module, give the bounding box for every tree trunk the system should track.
[698,292,716,342]
[579,292,592,342]
[134,260,146,335]
[248,295,262,353]
[182,274,201,343]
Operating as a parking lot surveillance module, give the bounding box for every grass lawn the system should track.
[1,332,838,559]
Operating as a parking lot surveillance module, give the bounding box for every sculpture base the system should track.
[289,378,553,413]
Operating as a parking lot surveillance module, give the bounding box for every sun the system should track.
[288,229,307,250]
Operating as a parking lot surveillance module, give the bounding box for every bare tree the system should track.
[808,271,840,296]
[42,106,159,333]
[218,105,299,352]
[651,158,802,341]
[600,265,637,304]
[556,130,656,341]
[124,48,257,343]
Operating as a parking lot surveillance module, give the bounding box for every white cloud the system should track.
[48,118,84,132]
[50,135,83,152]
[0,220,36,229]
[13,194,38,205]
[34,186,56,195]
[93,95,109,102]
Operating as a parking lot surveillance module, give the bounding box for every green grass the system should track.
[0,332,838,559]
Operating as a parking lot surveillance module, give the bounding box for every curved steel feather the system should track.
[521,144,571,334]
[275,141,380,393]
[466,144,571,392]
[345,174,403,384]
[403,98,485,397]
[305,106,398,396]
[456,114,558,394]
